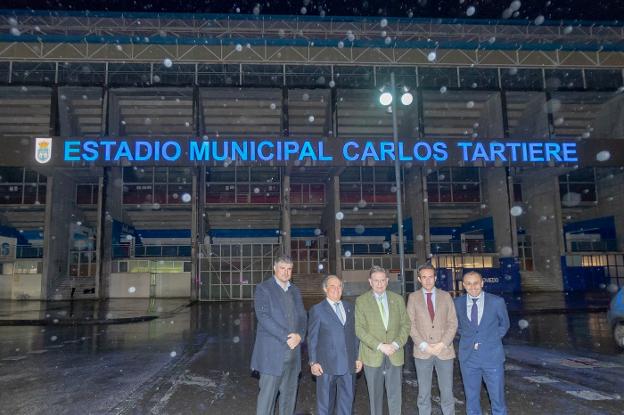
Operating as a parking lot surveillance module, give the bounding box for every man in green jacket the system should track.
[355,265,411,415]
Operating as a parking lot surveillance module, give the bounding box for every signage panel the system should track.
[1,137,622,168]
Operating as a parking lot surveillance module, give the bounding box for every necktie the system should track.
[377,296,388,329]
[426,292,435,322]
[471,298,479,328]
[334,302,345,325]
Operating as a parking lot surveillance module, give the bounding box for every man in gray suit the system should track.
[251,255,307,415]
[407,264,458,415]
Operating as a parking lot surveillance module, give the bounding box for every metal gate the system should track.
[199,243,280,301]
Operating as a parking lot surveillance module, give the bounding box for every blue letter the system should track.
[457,142,472,161]
[232,141,248,161]
[257,141,274,161]
[190,141,209,161]
[65,141,81,161]
[562,142,578,162]
[161,141,181,161]
[433,142,448,161]
[114,141,133,161]
[82,140,99,161]
[317,142,333,161]
[299,141,318,161]
[343,141,359,161]
[135,141,153,161]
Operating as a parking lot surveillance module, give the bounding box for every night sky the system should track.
[2,0,624,22]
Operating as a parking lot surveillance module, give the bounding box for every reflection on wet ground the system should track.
[0,293,622,414]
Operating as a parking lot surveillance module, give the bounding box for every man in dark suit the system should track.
[308,275,363,415]
[251,255,307,415]
[454,271,510,415]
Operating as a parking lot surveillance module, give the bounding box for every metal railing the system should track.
[113,244,192,259]
[568,239,618,253]
[431,240,496,254]
[16,245,44,259]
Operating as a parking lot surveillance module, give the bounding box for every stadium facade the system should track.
[0,9,623,301]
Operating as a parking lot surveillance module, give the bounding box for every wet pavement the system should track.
[0,292,622,414]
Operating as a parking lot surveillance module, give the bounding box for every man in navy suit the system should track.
[454,271,510,415]
[251,255,307,415]
[308,275,363,415]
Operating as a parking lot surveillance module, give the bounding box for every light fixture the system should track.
[400,91,413,106]
[379,91,393,106]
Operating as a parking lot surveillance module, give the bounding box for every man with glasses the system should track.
[355,265,411,415]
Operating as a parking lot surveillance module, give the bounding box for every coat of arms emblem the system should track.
[35,137,52,163]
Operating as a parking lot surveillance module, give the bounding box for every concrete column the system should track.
[321,175,341,276]
[41,169,79,300]
[405,167,430,264]
[507,92,550,140]
[280,170,291,257]
[522,171,565,290]
[591,94,624,139]
[95,167,123,300]
[599,174,624,252]
[477,93,503,138]
[477,92,518,258]
[481,168,517,257]
[571,171,624,252]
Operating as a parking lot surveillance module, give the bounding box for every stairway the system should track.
[57,277,97,300]
[520,271,562,292]
[291,273,326,297]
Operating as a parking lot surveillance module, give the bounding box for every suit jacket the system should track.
[307,299,359,376]
[355,289,411,367]
[454,292,510,366]
[406,288,458,360]
[250,277,307,376]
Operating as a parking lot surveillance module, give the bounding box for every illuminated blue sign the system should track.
[61,138,579,164]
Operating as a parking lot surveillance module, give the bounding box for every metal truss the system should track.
[0,11,624,68]
[1,42,624,69]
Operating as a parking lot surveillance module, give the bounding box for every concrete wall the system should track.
[0,274,43,300]
[109,272,191,298]
[12,274,43,300]
[154,273,191,298]
[109,273,151,298]
[0,276,11,299]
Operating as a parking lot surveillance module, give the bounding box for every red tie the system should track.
[426,292,435,321]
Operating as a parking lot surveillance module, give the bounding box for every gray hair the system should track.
[369,265,388,279]
[321,274,343,290]
[417,263,436,278]
[274,255,293,267]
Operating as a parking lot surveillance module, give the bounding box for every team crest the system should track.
[35,137,52,164]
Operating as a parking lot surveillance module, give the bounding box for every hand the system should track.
[355,360,363,373]
[286,333,302,350]
[379,343,396,356]
[429,342,445,356]
[310,363,324,376]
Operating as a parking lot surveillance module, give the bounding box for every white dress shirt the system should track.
[466,291,485,325]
